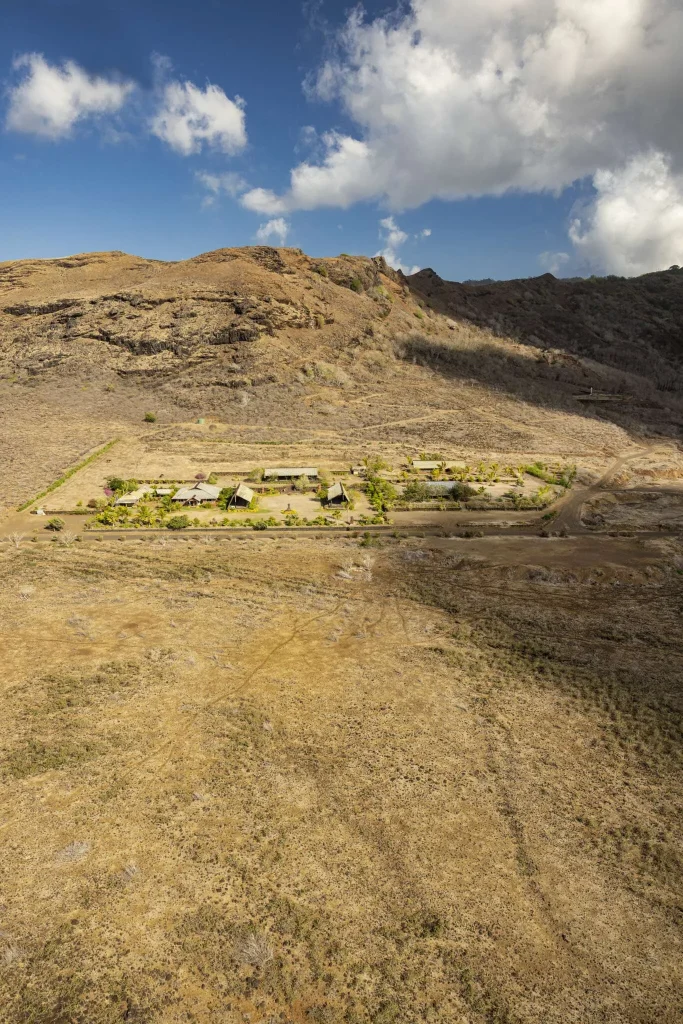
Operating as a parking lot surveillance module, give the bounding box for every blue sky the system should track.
[1,0,680,280]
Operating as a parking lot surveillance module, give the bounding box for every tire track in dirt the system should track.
[475,710,621,999]
[0,600,346,833]
[113,599,347,784]
[552,442,671,533]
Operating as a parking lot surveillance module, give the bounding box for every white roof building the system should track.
[115,487,151,506]
[174,482,221,504]
[423,480,455,494]
[263,467,318,479]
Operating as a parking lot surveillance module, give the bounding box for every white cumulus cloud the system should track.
[255,217,290,244]
[538,251,570,276]
[569,152,683,276]
[375,216,419,274]
[151,70,246,156]
[240,133,374,213]
[420,228,432,238]
[379,215,408,250]
[244,0,683,272]
[241,187,289,215]
[6,53,134,139]
[196,171,249,204]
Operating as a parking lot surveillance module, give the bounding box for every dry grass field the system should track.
[1,246,682,1023]
[0,535,681,1023]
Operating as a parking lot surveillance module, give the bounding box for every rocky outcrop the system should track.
[407,265,683,391]
[4,299,81,316]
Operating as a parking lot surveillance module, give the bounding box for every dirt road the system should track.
[551,444,670,533]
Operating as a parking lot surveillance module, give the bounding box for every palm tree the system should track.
[136,503,154,526]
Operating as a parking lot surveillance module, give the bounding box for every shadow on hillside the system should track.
[395,333,683,441]
[406,266,683,396]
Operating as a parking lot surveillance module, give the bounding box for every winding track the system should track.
[550,443,672,534]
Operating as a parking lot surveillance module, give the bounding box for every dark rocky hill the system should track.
[407,266,683,393]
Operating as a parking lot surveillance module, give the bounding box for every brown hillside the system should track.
[0,246,407,389]
[407,265,683,393]
[0,245,682,512]
[1,248,682,1024]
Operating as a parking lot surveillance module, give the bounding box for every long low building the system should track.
[410,460,464,472]
[423,480,456,495]
[263,467,318,480]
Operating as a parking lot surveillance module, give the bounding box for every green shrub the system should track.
[349,278,363,293]
[451,481,477,501]
[134,503,155,526]
[143,411,157,423]
[106,477,138,495]
[293,474,310,493]
[253,520,268,530]
[360,531,381,547]
[315,264,328,277]
[95,509,116,526]
[524,462,576,488]
[218,486,235,509]
[167,515,190,530]
[366,476,397,512]
[403,481,431,502]
[207,472,218,484]
[363,455,391,474]
[46,517,65,532]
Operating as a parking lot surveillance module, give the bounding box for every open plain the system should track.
[0,247,682,1023]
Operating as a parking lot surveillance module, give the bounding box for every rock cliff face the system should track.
[4,244,681,403]
[0,247,410,392]
[407,265,683,392]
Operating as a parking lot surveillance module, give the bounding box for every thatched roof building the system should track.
[229,483,254,507]
[327,482,349,504]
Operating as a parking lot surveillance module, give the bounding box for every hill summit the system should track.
[0,244,681,509]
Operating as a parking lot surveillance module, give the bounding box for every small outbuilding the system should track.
[411,460,443,472]
[263,467,318,480]
[327,482,350,505]
[173,482,221,505]
[115,488,150,506]
[423,480,455,495]
[229,483,255,508]
[155,487,173,497]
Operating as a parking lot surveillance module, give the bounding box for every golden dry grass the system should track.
[1,247,682,1024]
[0,535,681,1023]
